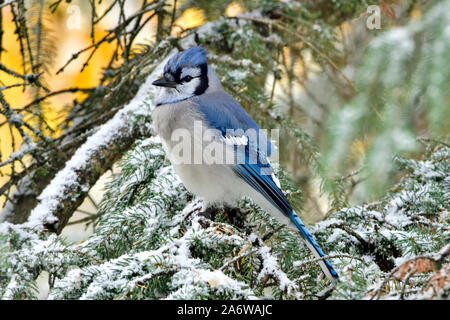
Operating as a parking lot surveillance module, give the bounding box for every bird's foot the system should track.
[197,206,217,220]
[223,206,246,228]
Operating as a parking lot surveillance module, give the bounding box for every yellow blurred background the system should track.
[0,0,244,240]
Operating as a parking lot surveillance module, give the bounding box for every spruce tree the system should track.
[0,0,448,300]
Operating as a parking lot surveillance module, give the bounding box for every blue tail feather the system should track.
[290,211,339,279]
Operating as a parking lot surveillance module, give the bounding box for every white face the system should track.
[155,67,202,105]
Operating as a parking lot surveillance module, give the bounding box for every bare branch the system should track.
[0,0,17,10]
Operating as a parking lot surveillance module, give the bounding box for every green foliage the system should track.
[0,0,449,301]
[0,133,332,299]
[47,135,329,300]
[321,0,450,199]
[2,140,446,299]
[314,143,450,299]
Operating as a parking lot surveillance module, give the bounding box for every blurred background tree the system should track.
[0,0,448,300]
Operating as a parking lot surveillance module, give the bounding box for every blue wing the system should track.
[230,133,338,279]
[194,92,338,280]
[193,91,291,216]
[192,92,273,156]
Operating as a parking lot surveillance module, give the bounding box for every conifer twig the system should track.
[370,246,450,300]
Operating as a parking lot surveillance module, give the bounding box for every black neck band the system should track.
[194,64,209,96]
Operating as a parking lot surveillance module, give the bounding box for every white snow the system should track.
[228,69,249,81]
[256,245,301,298]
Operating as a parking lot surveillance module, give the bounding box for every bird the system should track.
[151,46,338,283]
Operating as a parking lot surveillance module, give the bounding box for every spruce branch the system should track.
[370,244,450,300]
[27,100,154,234]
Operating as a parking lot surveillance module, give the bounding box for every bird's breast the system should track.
[152,100,200,141]
[151,100,207,160]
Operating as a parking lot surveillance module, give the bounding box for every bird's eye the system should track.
[182,75,193,83]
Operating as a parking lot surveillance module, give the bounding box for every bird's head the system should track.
[153,46,211,106]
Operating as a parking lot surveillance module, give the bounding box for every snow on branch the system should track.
[26,56,172,234]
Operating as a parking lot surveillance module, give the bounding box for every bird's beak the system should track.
[152,77,177,88]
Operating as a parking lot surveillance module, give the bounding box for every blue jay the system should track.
[151,46,338,282]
